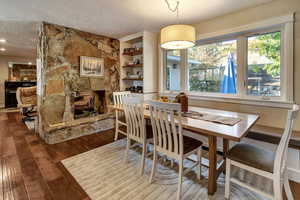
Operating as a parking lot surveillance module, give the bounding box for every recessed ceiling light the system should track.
[0,39,6,43]
[0,48,6,51]
[28,62,32,65]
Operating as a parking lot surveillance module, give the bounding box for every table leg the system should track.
[223,138,229,158]
[222,138,229,175]
[208,135,217,195]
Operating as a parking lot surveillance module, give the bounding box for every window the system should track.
[161,15,294,105]
[165,50,181,91]
[188,40,237,93]
[247,31,281,97]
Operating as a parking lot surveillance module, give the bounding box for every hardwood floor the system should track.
[0,112,114,200]
[0,111,299,200]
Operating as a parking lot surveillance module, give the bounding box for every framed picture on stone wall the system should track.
[80,56,104,77]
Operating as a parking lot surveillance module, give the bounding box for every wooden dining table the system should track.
[112,104,260,196]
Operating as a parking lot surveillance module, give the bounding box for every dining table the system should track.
[111,104,260,196]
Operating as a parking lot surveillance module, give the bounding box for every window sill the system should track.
[160,91,294,109]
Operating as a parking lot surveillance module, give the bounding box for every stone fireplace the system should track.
[37,22,120,144]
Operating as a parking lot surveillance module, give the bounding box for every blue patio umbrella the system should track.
[220,54,236,93]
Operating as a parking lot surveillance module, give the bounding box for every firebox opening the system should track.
[73,90,106,119]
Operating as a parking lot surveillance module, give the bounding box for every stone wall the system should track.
[37,22,120,143]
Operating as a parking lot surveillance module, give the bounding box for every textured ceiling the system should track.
[0,0,272,58]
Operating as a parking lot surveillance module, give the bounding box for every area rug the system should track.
[25,119,35,130]
[62,139,273,200]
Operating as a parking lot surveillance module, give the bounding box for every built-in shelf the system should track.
[122,64,143,68]
[120,31,157,99]
[122,77,143,81]
[122,51,143,56]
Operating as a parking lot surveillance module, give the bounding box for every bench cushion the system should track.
[227,143,275,173]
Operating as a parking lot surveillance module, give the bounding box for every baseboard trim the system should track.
[288,167,300,183]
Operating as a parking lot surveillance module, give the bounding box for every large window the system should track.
[188,40,237,93]
[162,18,293,105]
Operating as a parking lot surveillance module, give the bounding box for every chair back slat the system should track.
[160,111,168,149]
[155,110,163,147]
[113,91,131,105]
[170,111,180,154]
[274,104,299,175]
[164,111,173,152]
[148,100,183,157]
[123,95,145,143]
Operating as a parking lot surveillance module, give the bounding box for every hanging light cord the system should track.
[165,0,180,18]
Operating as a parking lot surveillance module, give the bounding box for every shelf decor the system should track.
[122,47,143,56]
[80,56,104,77]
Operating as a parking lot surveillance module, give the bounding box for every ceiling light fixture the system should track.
[160,0,196,49]
[0,48,6,51]
[0,39,6,43]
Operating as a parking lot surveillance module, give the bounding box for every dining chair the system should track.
[225,104,299,200]
[148,100,203,200]
[113,91,131,141]
[123,95,152,175]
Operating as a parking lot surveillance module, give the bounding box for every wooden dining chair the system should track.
[225,104,299,200]
[123,95,152,175]
[148,100,203,200]
[113,91,131,141]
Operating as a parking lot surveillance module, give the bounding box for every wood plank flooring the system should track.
[0,112,115,200]
[0,111,299,200]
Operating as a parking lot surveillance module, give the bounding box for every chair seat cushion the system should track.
[183,136,203,154]
[146,129,202,152]
[227,143,275,173]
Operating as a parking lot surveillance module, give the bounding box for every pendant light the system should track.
[160,0,196,49]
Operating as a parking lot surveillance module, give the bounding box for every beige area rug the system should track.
[62,139,273,200]
[25,119,35,130]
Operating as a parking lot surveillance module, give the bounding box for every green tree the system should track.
[249,32,281,76]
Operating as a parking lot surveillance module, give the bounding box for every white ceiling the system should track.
[0,0,272,58]
[0,21,38,58]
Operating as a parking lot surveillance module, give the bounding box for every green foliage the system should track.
[249,32,281,76]
[251,65,262,74]
[189,78,220,92]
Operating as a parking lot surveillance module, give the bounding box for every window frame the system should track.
[159,14,294,108]
[242,28,284,101]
